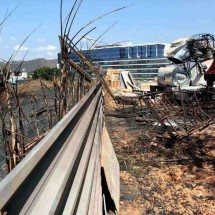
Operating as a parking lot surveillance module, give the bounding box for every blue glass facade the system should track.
[69,44,165,61]
[65,44,169,80]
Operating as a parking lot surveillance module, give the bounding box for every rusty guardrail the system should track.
[0,82,120,215]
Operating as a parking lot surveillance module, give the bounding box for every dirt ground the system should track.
[0,80,214,214]
[105,96,215,215]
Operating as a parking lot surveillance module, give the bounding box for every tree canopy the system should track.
[32,67,60,80]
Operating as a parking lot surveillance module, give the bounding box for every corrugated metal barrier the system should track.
[0,83,120,215]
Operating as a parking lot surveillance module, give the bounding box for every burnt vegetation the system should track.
[0,0,214,214]
[0,0,127,173]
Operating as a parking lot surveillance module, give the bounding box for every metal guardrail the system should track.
[0,82,119,215]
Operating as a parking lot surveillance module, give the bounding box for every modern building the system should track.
[61,43,170,80]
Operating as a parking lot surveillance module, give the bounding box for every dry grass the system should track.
[105,96,215,215]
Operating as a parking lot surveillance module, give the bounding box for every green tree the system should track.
[32,67,60,80]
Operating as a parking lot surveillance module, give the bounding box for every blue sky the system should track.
[0,0,215,60]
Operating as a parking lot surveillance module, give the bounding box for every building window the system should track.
[147,45,156,58]
[129,46,137,59]
[138,46,147,59]
[120,48,128,59]
[157,45,164,57]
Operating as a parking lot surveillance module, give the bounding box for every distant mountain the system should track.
[0,58,58,73]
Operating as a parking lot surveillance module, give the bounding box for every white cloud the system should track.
[36,38,46,43]
[46,51,58,59]
[34,51,58,60]
[35,54,43,58]
[47,51,57,56]
[10,36,17,42]
[34,45,58,52]
[13,45,58,53]
[14,45,29,52]
[33,45,59,59]
[13,52,28,61]
[121,41,133,46]
[81,36,96,43]
[0,36,3,43]
[10,44,59,60]
[47,51,55,56]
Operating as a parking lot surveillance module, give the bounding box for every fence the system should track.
[0,83,119,215]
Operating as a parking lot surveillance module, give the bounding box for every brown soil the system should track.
[105,94,215,215]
